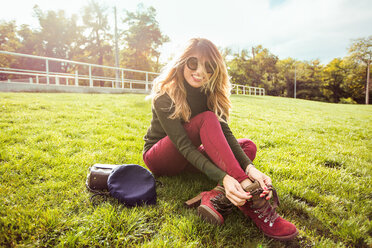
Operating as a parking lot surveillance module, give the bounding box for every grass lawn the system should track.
[0,92,371,247]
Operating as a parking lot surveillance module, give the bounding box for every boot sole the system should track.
[265,228,299,241]
[197,205,223,225]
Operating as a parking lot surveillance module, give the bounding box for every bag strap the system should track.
[86,180,111,206]
[155,179,163,187]
[90,192,111,206]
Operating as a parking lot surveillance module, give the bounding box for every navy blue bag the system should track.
[107,164,157,206]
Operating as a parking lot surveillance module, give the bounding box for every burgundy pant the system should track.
[143,111,257,182]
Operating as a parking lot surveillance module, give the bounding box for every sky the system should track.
[1,0,372,65]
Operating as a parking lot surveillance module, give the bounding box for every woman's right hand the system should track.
[222,174,252,206]
[245,166,272,200]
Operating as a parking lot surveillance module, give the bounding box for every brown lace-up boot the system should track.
[240,181,299,240]
[185,185,233,225]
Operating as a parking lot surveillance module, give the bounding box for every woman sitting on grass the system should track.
[143,38,298,241]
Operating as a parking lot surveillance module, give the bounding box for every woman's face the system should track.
[183,55,214,88]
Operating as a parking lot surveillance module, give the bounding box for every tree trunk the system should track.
[366,60,370,105]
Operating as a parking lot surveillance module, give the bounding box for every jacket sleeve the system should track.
[153,94,226,182]
[220,120,253,171]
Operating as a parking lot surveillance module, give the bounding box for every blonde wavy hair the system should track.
[151,38,231,122]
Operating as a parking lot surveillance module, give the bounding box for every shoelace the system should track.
[211,193,234,216]
[253,187,280,227]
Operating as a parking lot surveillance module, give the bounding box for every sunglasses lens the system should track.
[186,57,198,70]
[186,57,215,74]
[205,62,214,74]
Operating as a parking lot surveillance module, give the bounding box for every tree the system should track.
[227,49,251,86]
[0,20,20,79]
[348,36,372,104]
[33,5,82,73]
[82,1,112,66]
[121,3,169,73]
[252,45,278,92]
[295,60,324,101]
[82,1,113,86]
[220,46,233,62]
[321,58,351,103]
[13,24,45,72]
[227,45,278,93]
[344,59,365,103]
[275,58,296,97]
[0,20,20,52]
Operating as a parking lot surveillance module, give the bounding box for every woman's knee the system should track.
[186,111,219,132]
[238,138,257,161]
[144,153,187,176]
[192,111,218,123]
[201,110,217,119]
[143,138,189,176]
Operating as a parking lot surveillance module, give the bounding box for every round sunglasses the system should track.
[186,57,215,74]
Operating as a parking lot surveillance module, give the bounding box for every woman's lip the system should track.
[192,75,202,82]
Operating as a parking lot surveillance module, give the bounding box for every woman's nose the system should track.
[196,63,206,76]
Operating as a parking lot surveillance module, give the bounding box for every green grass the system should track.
[0,93,371,247]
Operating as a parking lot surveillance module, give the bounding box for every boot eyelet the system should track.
[269,221,274,227]
[264,218,269,223]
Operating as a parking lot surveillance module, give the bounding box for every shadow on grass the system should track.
[86,172,318,247]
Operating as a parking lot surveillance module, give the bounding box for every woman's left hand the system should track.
[246,165,272,200]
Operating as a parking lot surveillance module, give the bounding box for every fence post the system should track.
[115,70,120,88]
[56,76,59,85]
[243,86,246,95]
[146,72,149,91]
[29,77,33,84]
[89,65,93,87]
[36,75,39,84]
[46,59,49,85]
[75,70,78,86]
[121,70,124,89]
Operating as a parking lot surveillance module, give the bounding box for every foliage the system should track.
[339,97,357,104]
[0,20,20,54]
[120,3,169,73]
[32,5,82,73]
[81,0,113,86]
[349,36,372,64]
[228,46,278,89]
[271,57,296,97]
[14,24,45,72]
[0,93,371,247]
[0,20,20,75]
[320,58,348,103]
[0,3,370,104]
[226,42,370,104]
[348,36,372,104]
[81,0,112,67]
[292,60,322,100]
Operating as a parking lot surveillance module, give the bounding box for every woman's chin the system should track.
[187,80,206,88]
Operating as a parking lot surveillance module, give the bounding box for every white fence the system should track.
[0,51,157,93]
[231,84,265,96]
[0,51,265,95]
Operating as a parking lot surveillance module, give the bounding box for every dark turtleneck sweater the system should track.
[143,81,253,182]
